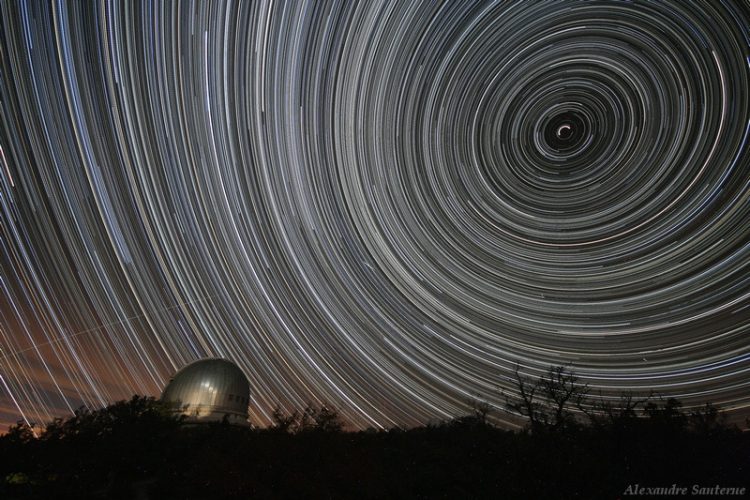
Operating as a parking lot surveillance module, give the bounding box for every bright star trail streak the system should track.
[0,1,749,430]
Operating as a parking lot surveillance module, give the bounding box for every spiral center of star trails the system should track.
[556,124,572,140]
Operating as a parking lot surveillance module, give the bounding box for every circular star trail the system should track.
[1,1,749,430]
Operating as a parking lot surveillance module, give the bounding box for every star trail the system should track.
[0,1,749,430]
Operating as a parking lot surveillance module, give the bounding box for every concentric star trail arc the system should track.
[0,0,749,430]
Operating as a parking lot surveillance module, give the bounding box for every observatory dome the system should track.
[161,358,250,425]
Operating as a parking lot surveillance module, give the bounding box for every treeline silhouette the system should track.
[1,366,747,499]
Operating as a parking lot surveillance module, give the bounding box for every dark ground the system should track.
[0,396,747,499]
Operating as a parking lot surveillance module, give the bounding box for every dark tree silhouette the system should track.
[271,402,344,433]
[304,403,344,433]
[539,365,588,431]
[271,405,300,433]
[504,365,588,432]
[41,395,181,442]
[3,421,38,444]
[440,399,495,429]
[643,396,687,434]
[469,398,492,425]
[578,391,652,429]
[688,402,729,436]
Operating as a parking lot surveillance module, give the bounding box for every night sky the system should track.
[1,1,749,431]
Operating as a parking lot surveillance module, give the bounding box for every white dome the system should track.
[161,358,250,425]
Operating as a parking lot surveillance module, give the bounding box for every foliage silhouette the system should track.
[503,364,589,432]
[0,372,746,499]
[271,402,345,433]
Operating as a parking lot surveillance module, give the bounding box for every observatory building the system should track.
[161,358,250,425]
